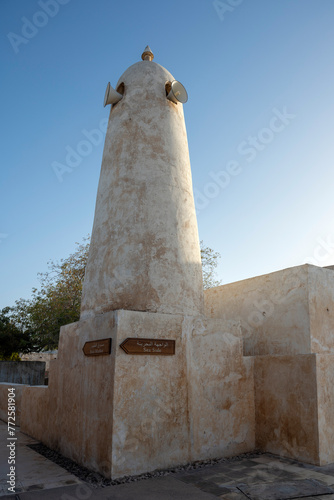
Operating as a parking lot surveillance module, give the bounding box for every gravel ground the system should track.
[28,443,263,489]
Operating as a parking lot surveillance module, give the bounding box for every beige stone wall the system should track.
[20,351,57,372]
[205,264,334,357]
[21,386,49,444]
[205,264,334,466]
[10,264,334,474]
[204,265,311,356]
[111,313,255,477]
[316,354,334,465]
[22,314,116,475]
[308,266,334,354]
[254,354,319,464]
[0,382,24,426]
[183,317,255,462]
[254,353,334,466]
[20,310,255,479]
[111,311,188,477]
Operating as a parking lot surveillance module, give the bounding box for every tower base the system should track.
[18,310,254,479]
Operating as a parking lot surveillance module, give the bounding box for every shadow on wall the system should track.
[0,361,46,386]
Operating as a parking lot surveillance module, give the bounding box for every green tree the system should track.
[200,240,222,289]
[12,237,90,351]
[0,307,33,360]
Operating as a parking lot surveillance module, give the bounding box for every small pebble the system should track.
[28,443,263,488]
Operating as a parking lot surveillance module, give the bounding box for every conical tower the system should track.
[19,48,256,482]
[81,47,204,319]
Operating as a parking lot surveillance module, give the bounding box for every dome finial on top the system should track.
[141,45,154,61]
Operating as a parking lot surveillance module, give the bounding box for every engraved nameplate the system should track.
[83,338,111,356]
[120,338,175,355]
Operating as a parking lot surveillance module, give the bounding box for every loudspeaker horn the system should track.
[103,82,123,107]
[167,80,188,104]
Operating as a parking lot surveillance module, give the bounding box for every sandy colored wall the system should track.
[22,313,116,476]
[205,265,334,358]
[308,266,334,353]
[12,264,334,474]
[254,354,319,464]
[21,386,50,443]
[20,351,57,372]
[316,354,334,465]
[183,317,255,462]
[20,309,256,479]
[205,266,311,356]
[111,312,255,478]
[0,382,24,426]
[110,310,189,477]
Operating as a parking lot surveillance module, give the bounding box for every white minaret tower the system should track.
[81,46,204,318]
[21,48,255,482]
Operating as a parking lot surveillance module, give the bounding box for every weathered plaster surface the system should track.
[111,311,188,477]
[4,264,334,473]
[19,310,255,479]
[81,60,204,319]
[183,317,255,461]
[205,266,311,355]
[308,266,334,353]
[316,354,334,464]
[205,265,334,356]
[21,313,117,475]
[254,354,319,464]
[21,385,50,444]
[204,265,334,466]
[20,351,57,372]
[0,382,24,426]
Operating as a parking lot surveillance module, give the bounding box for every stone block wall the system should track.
[19,310,255,479]
[254,354,319,464]
[205,264,334,466]
[0,382,24,426]
[2,264,333,475]
[204,264,334,357]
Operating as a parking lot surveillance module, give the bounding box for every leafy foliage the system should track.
[200,240,222,289]
[0,307,33,360]
[11,237,90,351]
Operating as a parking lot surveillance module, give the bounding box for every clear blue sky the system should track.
[1,0,334,309]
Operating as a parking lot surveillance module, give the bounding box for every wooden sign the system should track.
[120,338,175,355]
[83,338,111,357]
